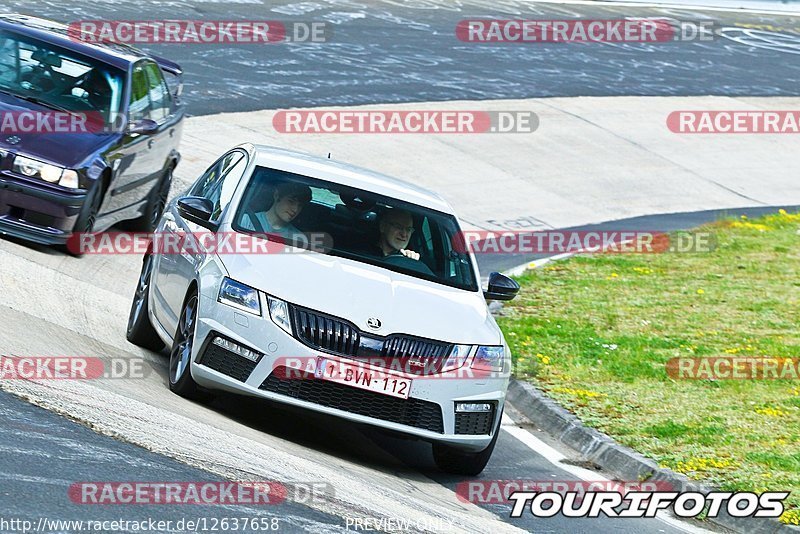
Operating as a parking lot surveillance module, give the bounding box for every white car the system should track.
[126,143,519,475]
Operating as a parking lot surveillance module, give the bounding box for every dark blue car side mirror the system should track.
[128,118,158,135]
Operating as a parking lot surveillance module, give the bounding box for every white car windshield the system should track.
[232,166,479,292]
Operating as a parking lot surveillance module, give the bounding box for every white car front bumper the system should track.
[190,291,508,451]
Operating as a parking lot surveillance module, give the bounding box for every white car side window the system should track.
[189,150,249,222]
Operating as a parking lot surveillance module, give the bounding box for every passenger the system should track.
[240,182,312,245]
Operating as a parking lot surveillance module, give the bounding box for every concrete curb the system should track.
[506,376,796,533]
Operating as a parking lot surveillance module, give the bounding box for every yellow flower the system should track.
[696,289,705,295]
[731,221,770,231]
[740,215,748,220]
[675,457,736,473]
[550,386,604,399]
[755,407,789,417]
[779,209,787,215]
[780,509,800,525]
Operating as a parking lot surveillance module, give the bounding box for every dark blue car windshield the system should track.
[0,30,124,125]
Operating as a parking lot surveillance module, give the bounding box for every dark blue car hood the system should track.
[0,92,117,169]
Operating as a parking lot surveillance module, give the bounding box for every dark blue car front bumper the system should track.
[0,173,87,245]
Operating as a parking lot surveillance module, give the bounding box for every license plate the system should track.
[315,359,412,399]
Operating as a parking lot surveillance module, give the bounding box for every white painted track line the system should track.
[501,414,712,533]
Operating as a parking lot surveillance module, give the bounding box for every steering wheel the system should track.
[75,71,93,92]
[75,71,110,112]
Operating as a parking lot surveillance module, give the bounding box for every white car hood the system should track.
[218,252,501,345]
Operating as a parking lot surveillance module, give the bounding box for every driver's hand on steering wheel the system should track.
[400,249,420,261]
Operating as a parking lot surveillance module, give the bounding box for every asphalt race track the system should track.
[1,0,798,532]
[0,234,705,532]
[0,0,797,114]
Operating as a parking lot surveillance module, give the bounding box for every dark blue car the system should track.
[0,14,184,247]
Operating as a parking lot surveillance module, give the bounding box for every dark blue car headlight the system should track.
[12,154,79,188]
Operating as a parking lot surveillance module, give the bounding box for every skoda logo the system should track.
[366,317,381,329]
[5,135,21,145]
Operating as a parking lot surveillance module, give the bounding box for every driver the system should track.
[358,208,432,276]
[361,208,433,275]
[370,209,421,260]
[81,70,112,117]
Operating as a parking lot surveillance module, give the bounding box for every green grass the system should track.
[496,210,800,525]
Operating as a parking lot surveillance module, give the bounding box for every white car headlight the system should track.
[218,278,261,316]
[268,295,293,335]
[472,345,505,373]
[13,154,80,188]
[442,344,471,372]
